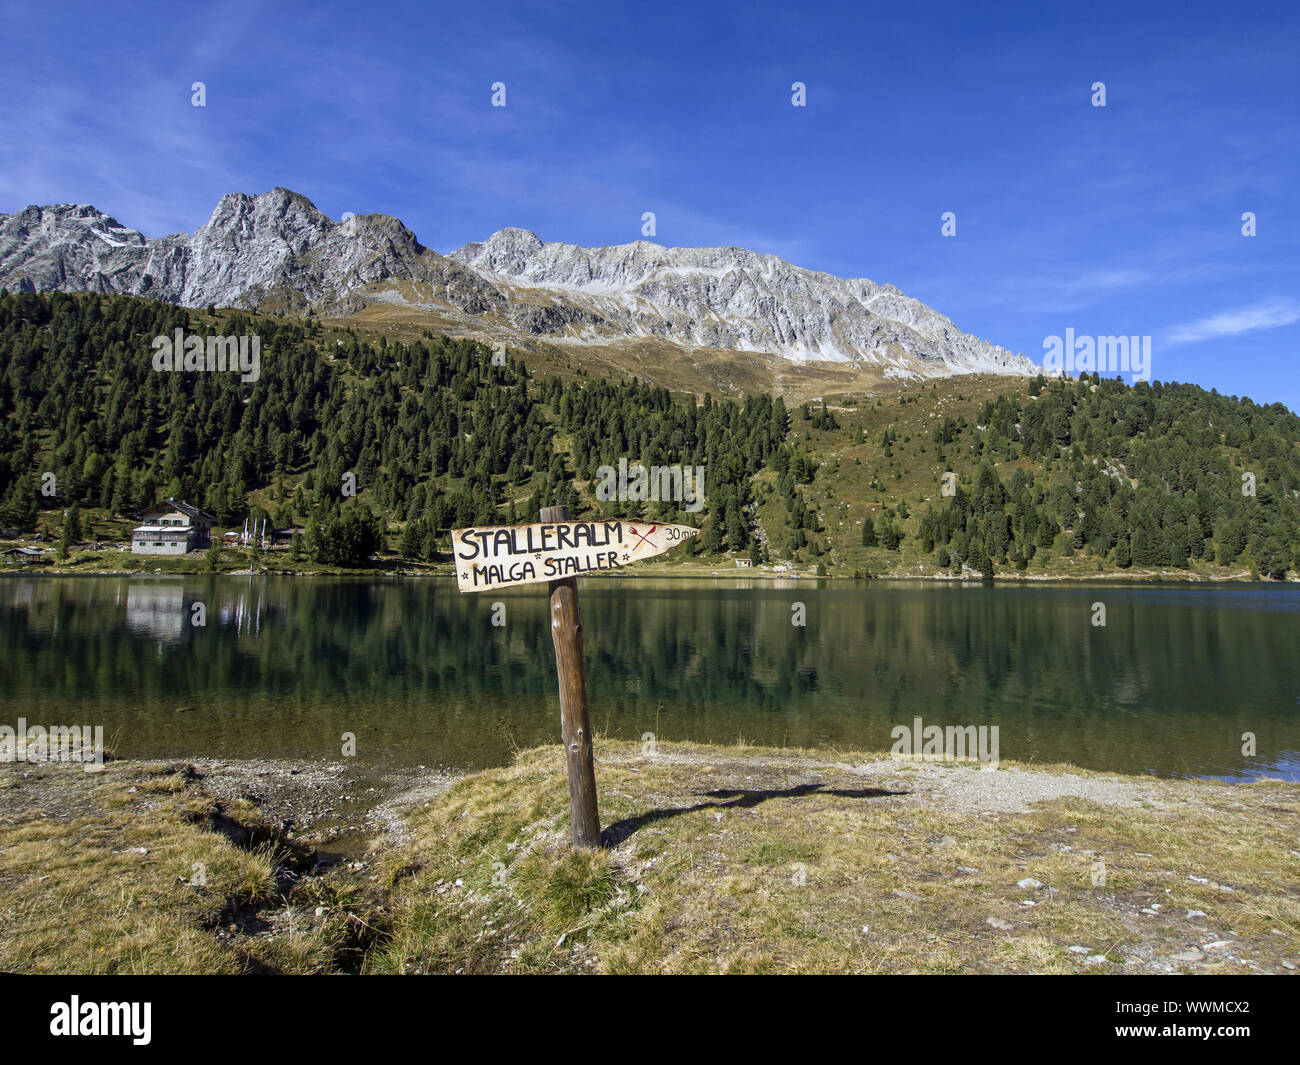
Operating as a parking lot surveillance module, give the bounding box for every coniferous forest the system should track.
[1,290,1297,578]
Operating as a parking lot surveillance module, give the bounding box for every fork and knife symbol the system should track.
[628,525,658,553]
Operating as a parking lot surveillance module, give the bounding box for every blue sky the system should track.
[2,0,1297,408]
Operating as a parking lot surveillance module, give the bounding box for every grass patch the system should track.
[0,762,339,974]
[3,742,1297,974]
[371,741,1300,974]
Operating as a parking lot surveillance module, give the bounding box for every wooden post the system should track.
[539,505,601,848]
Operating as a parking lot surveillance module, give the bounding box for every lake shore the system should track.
[2,740,1296,974]
[3,552,1293,582]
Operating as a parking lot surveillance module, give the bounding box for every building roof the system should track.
[139,497,216,522]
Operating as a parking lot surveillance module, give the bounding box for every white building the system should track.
[131,499,216,555]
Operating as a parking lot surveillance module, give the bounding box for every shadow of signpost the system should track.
[600,781,909,847]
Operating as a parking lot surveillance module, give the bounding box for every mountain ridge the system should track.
[0,187,1036,381]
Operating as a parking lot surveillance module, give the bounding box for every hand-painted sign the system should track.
[453,520,699,591]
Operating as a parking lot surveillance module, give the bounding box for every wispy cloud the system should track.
[1163,299,1300,346]
[989,260,1260,314]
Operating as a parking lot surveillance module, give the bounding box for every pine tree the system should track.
[725,502,748,551]
[399,520,422,559]
[57,511,73,560]
[702,515,724,554]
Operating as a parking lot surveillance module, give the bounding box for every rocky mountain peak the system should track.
[0,188,1037,380]
[455,227,545,276]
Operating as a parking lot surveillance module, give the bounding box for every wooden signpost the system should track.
[453,509,699,848]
